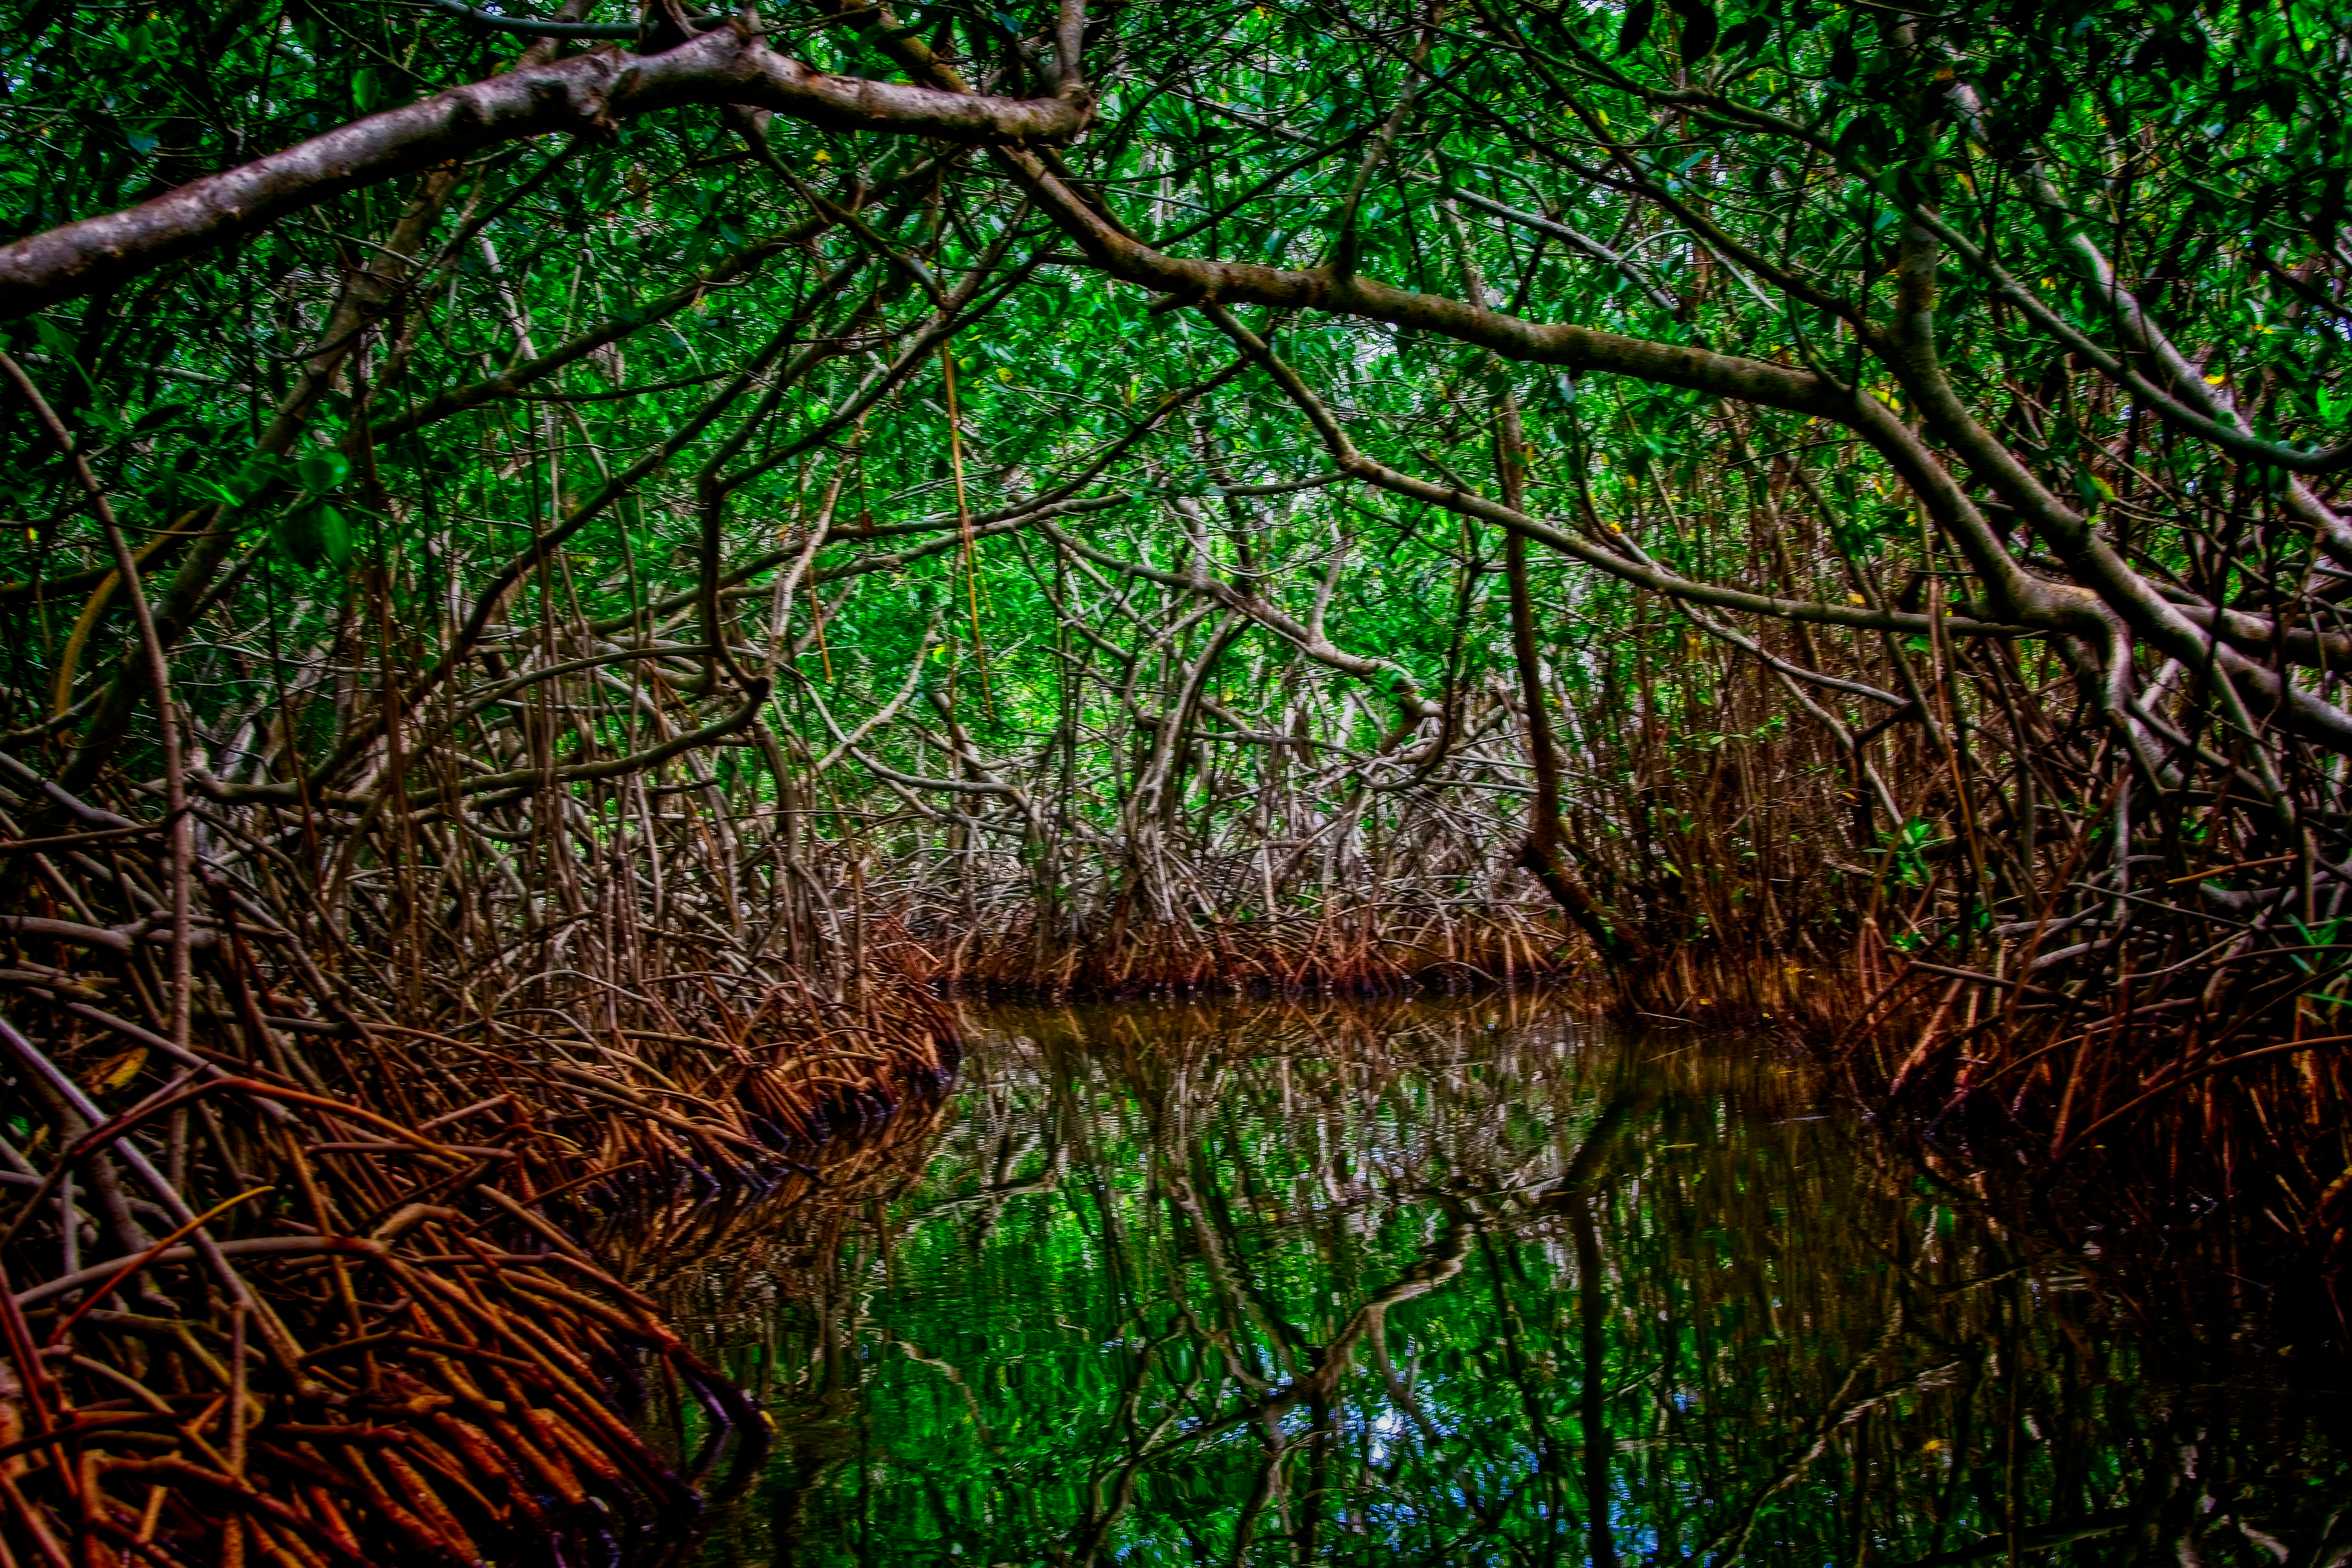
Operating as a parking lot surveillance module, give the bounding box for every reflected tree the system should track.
[665,1004,2352,1566]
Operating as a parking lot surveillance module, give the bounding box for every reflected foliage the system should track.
[665,1002,2352,1566]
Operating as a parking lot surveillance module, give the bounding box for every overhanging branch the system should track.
[0,27,1092,318]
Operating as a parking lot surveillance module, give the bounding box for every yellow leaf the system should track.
[83,1046,147,1095]
[2205,373,2226,385]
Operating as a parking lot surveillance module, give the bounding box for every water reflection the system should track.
[659,999,2351,1565]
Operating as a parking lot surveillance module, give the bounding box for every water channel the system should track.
[639,999,2352,1566]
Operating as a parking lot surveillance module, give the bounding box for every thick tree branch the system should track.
[0,27,1091,318]
[998,150,1837,416]
[1195,305,2029,642]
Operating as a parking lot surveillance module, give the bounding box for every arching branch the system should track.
[0,25,1092,318]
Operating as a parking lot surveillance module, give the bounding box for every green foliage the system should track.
[0,0,2346,999]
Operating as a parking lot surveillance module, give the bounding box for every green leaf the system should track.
[316,506,355,567]
[272,505,325,568]
[1719,14,1771,59]
[1616,0,1655,56]
[171,475,248,510]
[295,451,350,494]
[132,401,193,434]
[31,317,79,365]
[229,453,294,509]
[1670,0,1718,62]
[1828,30,1858,82]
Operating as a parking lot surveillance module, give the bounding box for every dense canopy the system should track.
[2,0,2348,1081]
[6,0,2352,1113]
[5,0,2352,1560]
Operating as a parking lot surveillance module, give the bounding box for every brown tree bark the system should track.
[1496,402,1649,970]
[0,27,1091,319]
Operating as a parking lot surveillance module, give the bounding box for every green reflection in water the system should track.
[662,1000,2350,1566]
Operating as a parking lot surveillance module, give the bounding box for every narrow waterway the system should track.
[644,999,2350,1566]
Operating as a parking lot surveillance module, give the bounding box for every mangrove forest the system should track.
[3,0,2351,1560]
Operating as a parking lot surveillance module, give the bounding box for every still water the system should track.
[646,999,2350,1565]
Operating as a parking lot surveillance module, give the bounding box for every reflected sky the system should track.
[654,998,2352,1566]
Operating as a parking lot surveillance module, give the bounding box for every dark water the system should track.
[647,999,2351,1566]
